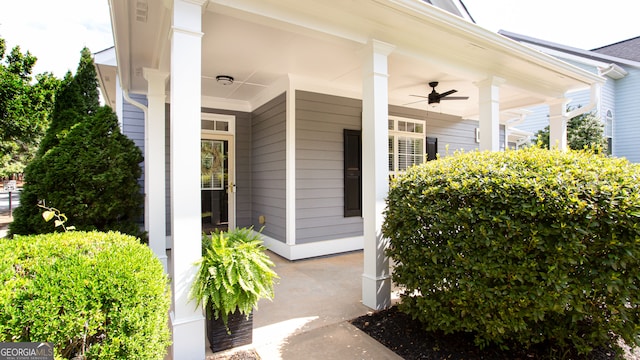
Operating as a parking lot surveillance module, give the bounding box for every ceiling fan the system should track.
[407,81,469,105]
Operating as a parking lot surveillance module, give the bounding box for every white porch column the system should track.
[549,98,570,150]
[477,77,505,151]
[362,39,395,310]
[169,0,206,359]
[143,68,168,272]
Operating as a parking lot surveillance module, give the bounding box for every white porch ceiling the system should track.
[105,0,603,121]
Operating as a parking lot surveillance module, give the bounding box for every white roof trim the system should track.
[384,0,603,86]
[500,30,640,69]
[600,63,628,80]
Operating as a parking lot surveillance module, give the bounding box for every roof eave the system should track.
[500,30,640,70]
[108,0,132,92]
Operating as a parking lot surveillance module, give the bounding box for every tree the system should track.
[38,48,98,155]
[0,37,60,177]
[534,109,607,152]
[10,48,144,238]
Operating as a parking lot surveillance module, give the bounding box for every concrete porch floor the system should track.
[205,250,402,359]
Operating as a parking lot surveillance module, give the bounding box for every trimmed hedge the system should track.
[383,147,640,353]
[0,231,171,359]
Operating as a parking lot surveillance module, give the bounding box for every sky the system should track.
[0,0,113,78]
[0,1,637,79]
[463,0,637,50]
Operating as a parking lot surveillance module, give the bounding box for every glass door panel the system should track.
[201,139,228,233]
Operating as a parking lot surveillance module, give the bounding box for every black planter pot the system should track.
[206,308,253,353]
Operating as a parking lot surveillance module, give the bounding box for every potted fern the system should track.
[190,227,278,352]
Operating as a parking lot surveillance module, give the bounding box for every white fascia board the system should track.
[108,0,132,91]
[523,43,612,69]
[501,31,640,70]
[384,0,603,87]
[600,64,628,80]
[94,47,117,66]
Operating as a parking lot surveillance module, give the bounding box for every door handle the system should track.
[228,182,236,193]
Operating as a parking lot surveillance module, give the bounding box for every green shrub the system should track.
[383,147,640,353]
[0,231,171,359]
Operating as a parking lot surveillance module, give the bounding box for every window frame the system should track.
[388,116,426,176]
[605,109,613,155]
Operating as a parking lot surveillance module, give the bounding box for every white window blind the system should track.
[201,140,225,190]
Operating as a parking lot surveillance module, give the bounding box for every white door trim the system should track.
[201,113,236,230]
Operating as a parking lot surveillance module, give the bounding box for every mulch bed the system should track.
[350,306,620,360]
[207,349,260,360]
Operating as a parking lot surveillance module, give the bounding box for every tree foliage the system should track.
[0,37,60,176]
[534,110,607,152]
[10,48,145,239]
[384,147,640,354]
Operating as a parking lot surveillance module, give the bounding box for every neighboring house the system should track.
[500,31,640,160]
[94,1,602,357]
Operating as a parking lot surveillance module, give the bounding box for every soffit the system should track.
[110,0,603,118]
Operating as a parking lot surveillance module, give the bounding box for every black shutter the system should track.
[344,129,362,217]
[426,137,437,161]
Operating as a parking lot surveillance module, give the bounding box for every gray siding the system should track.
[252,93,287,242]
[122,94,147,191]
[295,91,364,244]
[121,94,147,228]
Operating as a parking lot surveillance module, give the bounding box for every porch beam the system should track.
[143,68,169,272]
[169,0,206,359]
[549,98,570,150]
[362,39,395,310]
[477,77,505,151]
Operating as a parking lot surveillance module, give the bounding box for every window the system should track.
[201,113,235,134]
[388,117,426,175]
[201,140,225,190]
[605,110,613,155]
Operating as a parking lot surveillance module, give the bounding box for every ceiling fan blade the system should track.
[409,95,429,99]
[438,89,458,98]
[403,99,428,106]
[440,96,469,101]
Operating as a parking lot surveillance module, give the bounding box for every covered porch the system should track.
[206,250,401,359]
[99,0,604,358]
